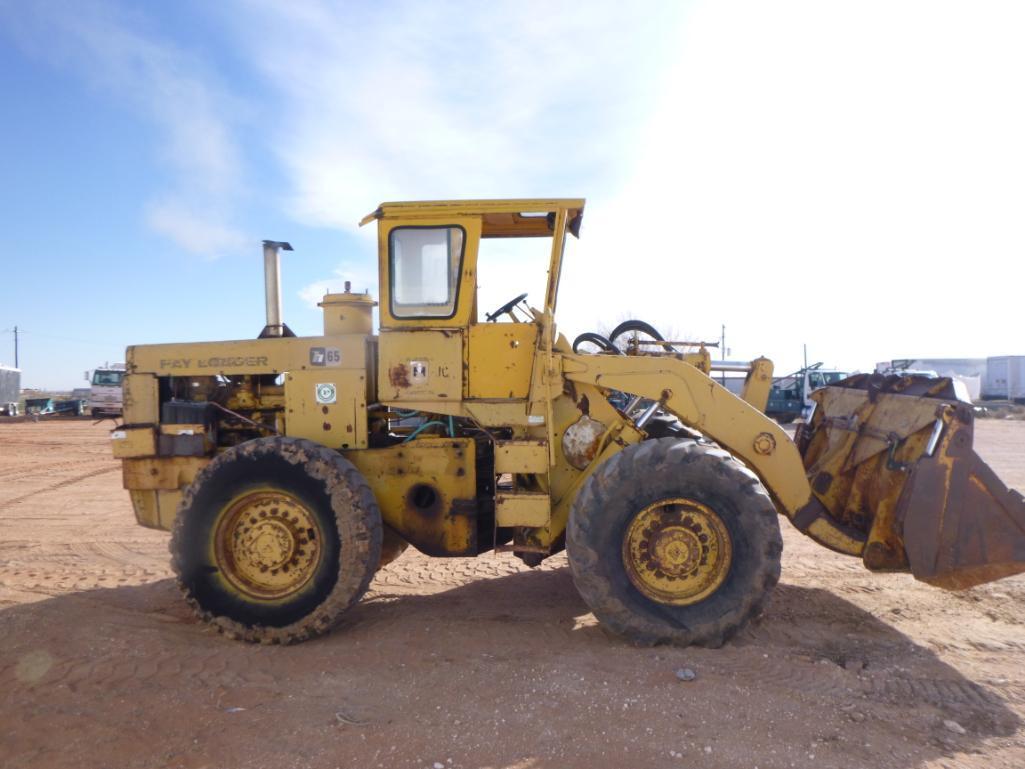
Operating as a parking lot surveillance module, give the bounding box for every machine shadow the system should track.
[0,565,1018,767]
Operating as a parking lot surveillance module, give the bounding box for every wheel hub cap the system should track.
[622,498,732,605]
[214,491,321,600]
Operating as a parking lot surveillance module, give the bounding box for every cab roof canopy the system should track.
[360,198,585,238]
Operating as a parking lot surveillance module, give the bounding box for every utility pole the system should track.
[12,325,17,369]
[803,343,807,371]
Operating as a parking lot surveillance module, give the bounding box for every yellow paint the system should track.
[319,290,376,335]
[466,323,537,398]
[495,492,551,527]
[122,373,158,423]
[345,438,478,556]
[360,198,585,236]
[377,330,463,402]
[622,498,732,605]
[806,518,864,556]
[376,217,482,330]
[157,489,182,529]
[284,369,367,450]
[111,426,156,458]
[212,489,323,600]
[123,456,208,492]
[494,440,549,474]
[740,357,774,412]
[127,335,368,377]
[129,489,160,529]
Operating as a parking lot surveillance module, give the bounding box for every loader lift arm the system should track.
[561,351,863,555]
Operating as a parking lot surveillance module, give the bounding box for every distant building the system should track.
[0,364,21,416]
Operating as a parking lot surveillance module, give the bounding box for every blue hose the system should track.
[402,420,449,443]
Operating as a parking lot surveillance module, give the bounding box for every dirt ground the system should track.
[1,421,1023,769]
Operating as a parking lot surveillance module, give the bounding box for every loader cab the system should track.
[361,199,584,405]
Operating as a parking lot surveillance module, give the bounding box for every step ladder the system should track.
[493,439,551,550]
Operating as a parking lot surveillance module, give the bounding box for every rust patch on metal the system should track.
[449,498,476,518]
[389,363,411,388]
[813,471,833,495]
[900,417,1025,589]
[562,415,606,470]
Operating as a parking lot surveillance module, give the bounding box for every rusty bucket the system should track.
[796,374,1025,589]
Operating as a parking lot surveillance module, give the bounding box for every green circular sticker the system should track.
[315,383,336,404]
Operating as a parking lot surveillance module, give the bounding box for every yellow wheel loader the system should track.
[111,199,1025,645]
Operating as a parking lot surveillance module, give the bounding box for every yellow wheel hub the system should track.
[214,491,322,600]
[622,498,732,605]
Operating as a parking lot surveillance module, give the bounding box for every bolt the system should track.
[753,432,776,456]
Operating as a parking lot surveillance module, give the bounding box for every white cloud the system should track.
[145,199,249,257]
[2,0,247,257]
[298,261,380,309]
[232,0,685,229]
[556,0,1025,373]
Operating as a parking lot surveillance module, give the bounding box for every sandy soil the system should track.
[1,420,1023,769]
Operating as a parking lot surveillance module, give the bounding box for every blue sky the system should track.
[2,1,1023,389]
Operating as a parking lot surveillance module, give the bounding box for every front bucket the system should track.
[796,373,1025,589]
[898,409,1025,589]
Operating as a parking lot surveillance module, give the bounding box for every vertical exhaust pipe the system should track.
[259,240,294,338]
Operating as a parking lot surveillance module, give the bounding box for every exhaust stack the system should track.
[259,240,295,338]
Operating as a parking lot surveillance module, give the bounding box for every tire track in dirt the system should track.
[1,565,170,594]
[704,648,1015,723]
[0,457,114,482]
[0,466,121,511]
[0,651,273,697]
[84,541,166,571]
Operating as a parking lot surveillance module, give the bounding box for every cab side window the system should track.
[389,226,465,319]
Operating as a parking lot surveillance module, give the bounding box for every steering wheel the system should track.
[485,293,528,322]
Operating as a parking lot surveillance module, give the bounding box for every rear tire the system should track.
[567,439,782,647]
[171,436,382,644]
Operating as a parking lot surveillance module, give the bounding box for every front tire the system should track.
[171,436,382,644]
[567,439,782,647]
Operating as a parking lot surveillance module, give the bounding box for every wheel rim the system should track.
[213,490,323,600]
[622,498,732,605]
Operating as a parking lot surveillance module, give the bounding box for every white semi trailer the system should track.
[983,356,1025,402]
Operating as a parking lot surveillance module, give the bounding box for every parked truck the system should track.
[86,364,125,417]
[764,363,849,423]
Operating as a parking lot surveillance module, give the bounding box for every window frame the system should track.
[387,224,467,321]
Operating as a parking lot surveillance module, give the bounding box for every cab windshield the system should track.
[92,370,124,386]
[808,371,846,388]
